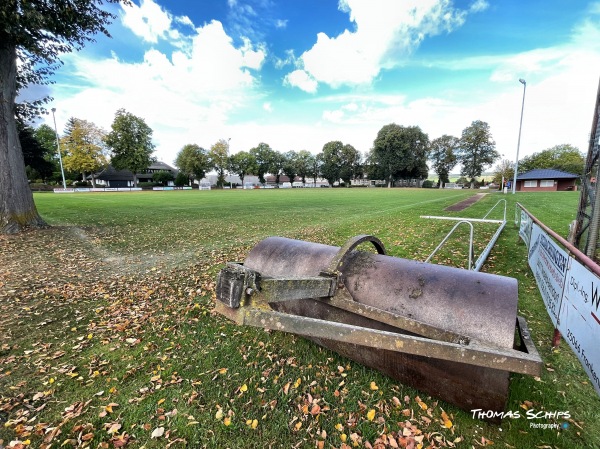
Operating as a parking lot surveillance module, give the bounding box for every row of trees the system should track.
[172,120,499,189]
[18,109,156,188]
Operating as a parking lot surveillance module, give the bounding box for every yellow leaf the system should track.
[335,423,343,432]
[246,419,252,426]
[294,378,302,388]
[22,440,31,445]
[295,421,302,430]
[215,409,224,420]
[366,409,376,421]
[251,419,258,429]
[370,381,378,390]
[49,378,55,384]
[240,384,248,392]
[224,417,231,426]
[157,398,165,405]
[219,368,228,374]
[341,433,347,443]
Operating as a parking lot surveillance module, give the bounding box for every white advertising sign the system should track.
[528,224,568,327]
[561,260,600,395]
[519,210,533,249]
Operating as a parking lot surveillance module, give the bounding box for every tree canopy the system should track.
[18,122,55,182]
[105,109,155,187]
[519,144,584,175]
[250,143,276,184]
[61,117,107,186]
[229,151,257,186]
[429,135,459,187]
[208,139,230,187]
[371,124,429,188]
[456,120,499,188]
[295,150,315,184]
[321,141,344,187]
[174,143,211,183]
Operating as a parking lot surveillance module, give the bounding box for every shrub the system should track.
[422,180,434,188]
[29,183,54,191]
[139,182,159,189]
[174,172,188,187]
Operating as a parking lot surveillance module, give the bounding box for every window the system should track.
[524,180,537,188]
[540,180,554,187]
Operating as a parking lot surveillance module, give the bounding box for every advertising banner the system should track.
[528,224,569,327]
[519,210,533,249]
[561,260,600,395]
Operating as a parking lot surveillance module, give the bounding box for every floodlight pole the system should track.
[51,107,67,189]
[228,137,231,188]
[512,79,526,194]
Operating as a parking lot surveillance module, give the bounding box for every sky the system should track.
[33,0,600,167]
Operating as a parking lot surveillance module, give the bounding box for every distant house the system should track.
[94,161,178,187]
[515,169,579,192]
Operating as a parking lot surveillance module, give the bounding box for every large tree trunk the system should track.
[0,45,47,234]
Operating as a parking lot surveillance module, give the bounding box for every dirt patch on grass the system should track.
[444,193,487,211]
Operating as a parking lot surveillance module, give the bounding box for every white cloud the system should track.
[120,0,173,43]
[275,19,288,29]
[469,0,489,13]
[50,18,266,163]
[263,102,273,112]
[284,69,318,93]
[287,0,472,90]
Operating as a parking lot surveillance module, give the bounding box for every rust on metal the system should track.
[215,235,543,417]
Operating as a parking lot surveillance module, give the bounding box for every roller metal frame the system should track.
[216,234,541,377]
[421,199,507,271]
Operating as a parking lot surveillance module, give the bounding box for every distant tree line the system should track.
[172,119,501,189]
[21,111,585,193]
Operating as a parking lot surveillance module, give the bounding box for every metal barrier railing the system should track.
[422,199,507,272]
[424,220,474,270]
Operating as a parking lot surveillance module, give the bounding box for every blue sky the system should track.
[41,0,600,167]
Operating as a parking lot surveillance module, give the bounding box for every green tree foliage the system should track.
[250,142,276,184]
[208,139,230,188]
[282,151,299,184]
[492,159,515,186]
[174,172,188,187]
[61,117,107,187]
[519,144,584,175]
[270,151,285,184]
[429,135,459,187]
[34,124,59,156]
[457,120,499,188]
[371,124,429,188]
[340,144,361,186]
[18,122,55,181]
[296,150,315,184]
[152,170,174,186]
[311,153,323,185]
[1,0,123,233]
[174,143,211,184]
[228,151,257,186]
[321,141,344,186]
[105,109,155,187]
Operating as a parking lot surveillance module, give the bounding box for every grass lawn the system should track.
[1,188,598,448]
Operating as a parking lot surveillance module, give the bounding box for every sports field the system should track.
[1,188,598,448]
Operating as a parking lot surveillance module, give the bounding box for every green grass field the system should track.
[1,188,598,449]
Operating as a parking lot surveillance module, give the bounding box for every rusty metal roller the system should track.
[216,235,541,416]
